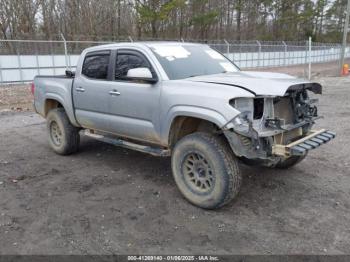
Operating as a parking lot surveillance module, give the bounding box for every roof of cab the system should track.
[83,41,204,52]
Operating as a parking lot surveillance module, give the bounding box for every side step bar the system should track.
[84,130,170,157]
[272,129,336,157]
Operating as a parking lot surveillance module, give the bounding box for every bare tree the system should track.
[0,0,348,42]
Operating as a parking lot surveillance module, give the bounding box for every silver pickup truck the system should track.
[33,42,335,209]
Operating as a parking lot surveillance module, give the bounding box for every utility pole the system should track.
[308,36,312,80]
[340,0,350,76]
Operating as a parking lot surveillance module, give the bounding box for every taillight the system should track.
[31,82,35,95]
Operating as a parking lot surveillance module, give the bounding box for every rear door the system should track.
[73,50,115,131]
[106,49,162,143]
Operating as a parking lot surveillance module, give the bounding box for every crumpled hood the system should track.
[187,71,322,96]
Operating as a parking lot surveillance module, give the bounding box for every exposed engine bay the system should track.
[223,85,335,166]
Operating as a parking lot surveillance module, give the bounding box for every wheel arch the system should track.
[43,93,80,127]
[44,98,64,117]
[164,107,229,148]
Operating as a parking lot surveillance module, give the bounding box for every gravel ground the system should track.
[0,76,349,255]
[0,85,32,111]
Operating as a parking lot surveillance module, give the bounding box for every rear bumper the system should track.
[272,129,336,157]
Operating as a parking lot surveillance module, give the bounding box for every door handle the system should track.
[109,90,121,96]
[75,87,85,92]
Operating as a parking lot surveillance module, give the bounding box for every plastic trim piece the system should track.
[272,129,336,157]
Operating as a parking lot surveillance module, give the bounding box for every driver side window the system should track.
[115,51,153,80]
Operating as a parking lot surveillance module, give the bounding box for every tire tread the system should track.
[196,133,242,208]
[47,108,80,155]
[172,132,242,209]
[275,154,307,169]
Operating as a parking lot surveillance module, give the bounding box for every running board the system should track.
[272,129,336,157]
[84,130,170,157]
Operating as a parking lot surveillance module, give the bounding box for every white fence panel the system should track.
[0,39,349,83]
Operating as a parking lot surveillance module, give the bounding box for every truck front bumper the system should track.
[272,129,336,157]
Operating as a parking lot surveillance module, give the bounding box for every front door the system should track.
[107,49,162,143]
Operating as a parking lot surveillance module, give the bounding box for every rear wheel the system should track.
[171,132,242,209]
[275,154,307,169]
[47,108,80,155]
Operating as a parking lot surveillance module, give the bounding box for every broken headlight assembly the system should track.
[229,98,259,138]
[229,98,253,128]
[232,98,254,116]
[231,111,252,132]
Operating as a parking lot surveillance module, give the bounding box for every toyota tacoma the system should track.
[32,42,335,209]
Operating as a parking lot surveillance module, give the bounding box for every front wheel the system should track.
[46,108,80,155]
[275,154,307,169]
[171,132,242,209]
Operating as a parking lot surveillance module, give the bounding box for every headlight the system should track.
[228,111,252,136]
[230,97,254,121]
[227,98,255,134]
[232,111,251,126]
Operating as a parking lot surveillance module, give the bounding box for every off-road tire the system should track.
[46,108,80,155]
[275,154,307,169]
[171,132,242,209]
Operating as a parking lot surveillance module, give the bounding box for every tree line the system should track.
[0,0,348,42]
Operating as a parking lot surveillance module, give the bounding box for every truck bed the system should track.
[34,73,74,79]
[33,74,78,126]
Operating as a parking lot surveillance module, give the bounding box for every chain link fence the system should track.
[0,38,349,84]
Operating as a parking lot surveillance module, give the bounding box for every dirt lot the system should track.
[0,76,350,255]
[0,84,32,112]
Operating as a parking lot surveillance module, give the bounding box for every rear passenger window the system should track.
[82,53,110,80]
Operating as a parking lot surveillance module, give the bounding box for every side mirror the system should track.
[126,68,157,83]
[65,70,75,78]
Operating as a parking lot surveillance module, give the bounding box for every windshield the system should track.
[149,44,239,80]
